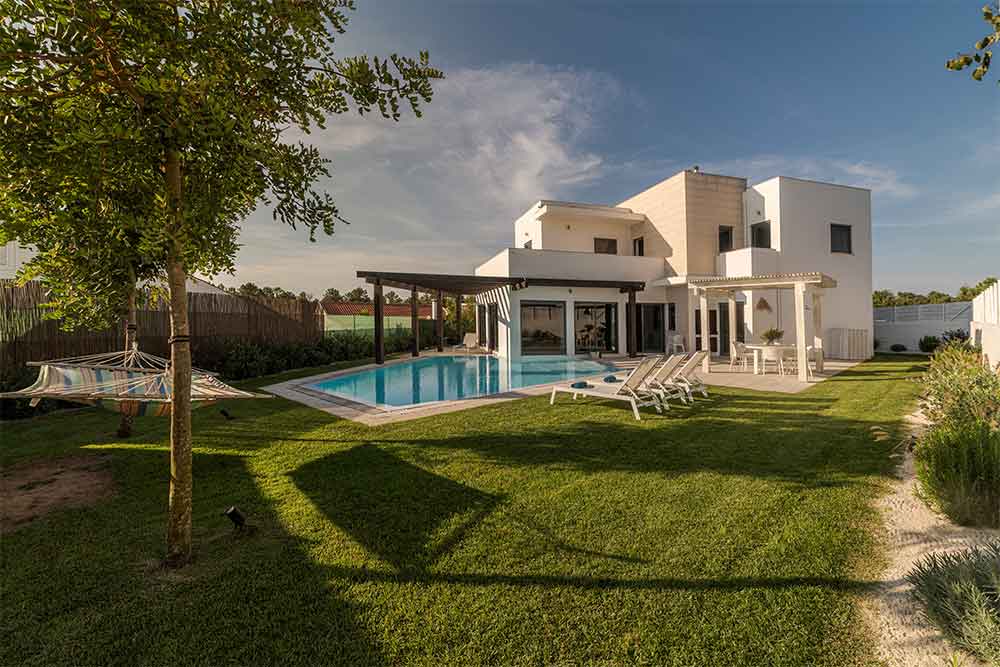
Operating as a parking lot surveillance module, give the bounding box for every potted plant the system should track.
[761,327,784,345]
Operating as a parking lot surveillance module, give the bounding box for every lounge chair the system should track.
[643,354,689,407]
[549,356,662,420]
[669,351,710,400]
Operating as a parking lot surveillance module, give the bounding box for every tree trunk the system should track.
[116,287,138,438]
[164,148,193,567]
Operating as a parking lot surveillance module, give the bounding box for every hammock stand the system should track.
[0,347,270,416]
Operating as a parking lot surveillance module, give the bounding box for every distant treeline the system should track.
[873,277,996,308]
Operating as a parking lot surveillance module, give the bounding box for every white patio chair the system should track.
[452,332,480,354]
[669,334,686,355]
[782,346,815,379]
[729,341,750,372]
[760,346,785,375]
[549,356,663,420]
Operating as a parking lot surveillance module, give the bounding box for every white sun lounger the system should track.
[549,356,662,420]
[643,354,690,407]
[669,351,710,400]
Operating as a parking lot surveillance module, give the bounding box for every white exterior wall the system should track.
[740,178,873,354]
[0,241,36,280]
[538,215,636,255]
[972,283,1000,368]
[513,207,543,249]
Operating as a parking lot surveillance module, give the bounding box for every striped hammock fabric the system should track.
[0,349,268,416]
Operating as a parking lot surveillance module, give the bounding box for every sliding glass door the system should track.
[574,303,617,353]
[520,301,566,355]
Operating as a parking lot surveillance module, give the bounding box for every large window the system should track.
[718,226,734,252]
[632,236,644,256]
[520,301,566,355]
[750,221,771,249]
[594,238,618,255]
[574,303,617,353]
[830,223,852,254]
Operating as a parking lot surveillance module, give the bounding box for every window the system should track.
[830,223,852,254]
[594,238,617,255]
[750,221,771,249]
[523,239,532,249]
[477,305,487,346]
[574,303,617,353]
[718,226,734,253]
[632,236,644,256]
[520,301,566,355]
[667,302,677,331]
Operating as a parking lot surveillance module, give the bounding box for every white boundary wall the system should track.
[971,284,1000,368]
[873,302,972,352]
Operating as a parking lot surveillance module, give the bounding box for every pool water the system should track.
[306,355,620,409]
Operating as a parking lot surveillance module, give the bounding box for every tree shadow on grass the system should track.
[1,448,386,667]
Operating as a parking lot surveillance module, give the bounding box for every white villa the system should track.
[471,169,873,373]
[361,168,873,382]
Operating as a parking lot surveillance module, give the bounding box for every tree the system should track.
[383,290,403,305]
[946,3,1000,83]
[957,276,998,301]
[323,288,345,302]
[344,287,371,303]
[0,1,440,566]
[872,289,896,307]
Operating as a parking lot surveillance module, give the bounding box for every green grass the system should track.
[1,355,927,666]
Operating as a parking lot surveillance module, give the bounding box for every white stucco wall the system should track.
[0,241,36,280]
[538,215,637,255]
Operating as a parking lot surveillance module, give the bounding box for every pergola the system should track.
[687,272,837,381]
[357,270,645,364]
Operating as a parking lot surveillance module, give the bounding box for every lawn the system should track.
[1,356,926,666]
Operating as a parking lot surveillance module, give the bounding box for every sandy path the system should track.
[868,412,1000,667]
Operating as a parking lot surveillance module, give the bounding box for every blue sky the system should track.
[229,0,999,295]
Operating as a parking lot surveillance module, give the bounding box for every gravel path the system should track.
[867,411,1000,667]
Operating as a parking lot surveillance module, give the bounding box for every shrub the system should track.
[921,342,1000,428]
[919,335,941,353]
[873,338,881,350]
[942,328,971,343]
[890,343,907,352]
[907,541,1000,664]
[915,421,1000,527]
[760,327,784,344]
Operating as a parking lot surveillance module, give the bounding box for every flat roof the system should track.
[358,270,645,294]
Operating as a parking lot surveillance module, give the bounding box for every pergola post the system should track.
[687,287,697,356]
[373,281,385,365]
[699,290,710,373]
[793,281,808,382]
[727,290,737,358]
[435,289,444,352]
[627,288,638,358]
[411,286,419,357]
[455,294,464,345]
[812,289,824,373]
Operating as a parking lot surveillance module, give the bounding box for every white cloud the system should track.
[704,155,917,198]
[228,64,617,293]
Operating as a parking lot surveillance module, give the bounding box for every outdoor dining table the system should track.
[743,344,797,375]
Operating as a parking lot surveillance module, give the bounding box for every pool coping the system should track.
[261,352,628,426]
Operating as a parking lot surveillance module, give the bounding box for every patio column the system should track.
[699,290,710,373]
[793,281,808,382]
[687,287,697,356]
[436,289,444,352]
[455,294,464,345]
[373,281,385,365]
[411,286,419,357]
[727,290,737,357]
[627,288,637,358]
[812,289,825,373]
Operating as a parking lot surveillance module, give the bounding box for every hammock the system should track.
[0,348,269,416]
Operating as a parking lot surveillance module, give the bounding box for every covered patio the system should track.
[356,270,646,364]
[687,272,838,382]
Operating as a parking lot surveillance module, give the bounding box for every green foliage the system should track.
[919,335,941,353]
[943,328,972,344]
[890,343,907,352]
[915,421,1000,527]
[344,287,371,303]
[907,542,1000,663]
[323,288,345,302]
[232,283,297,299]
[946,3,1000,83]
[760,327,784,344]
[921,342,1000,428]
[383,290,404,305]
[872,277,997,307]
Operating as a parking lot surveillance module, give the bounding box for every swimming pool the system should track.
[306,355,621,409]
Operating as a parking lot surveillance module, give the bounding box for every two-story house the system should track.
[471,168,873,365]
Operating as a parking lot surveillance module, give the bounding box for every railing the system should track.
[873,302,972,323]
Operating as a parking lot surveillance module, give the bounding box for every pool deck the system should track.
[262,352,861,425]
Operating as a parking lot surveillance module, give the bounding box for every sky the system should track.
[224,0,999,297]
